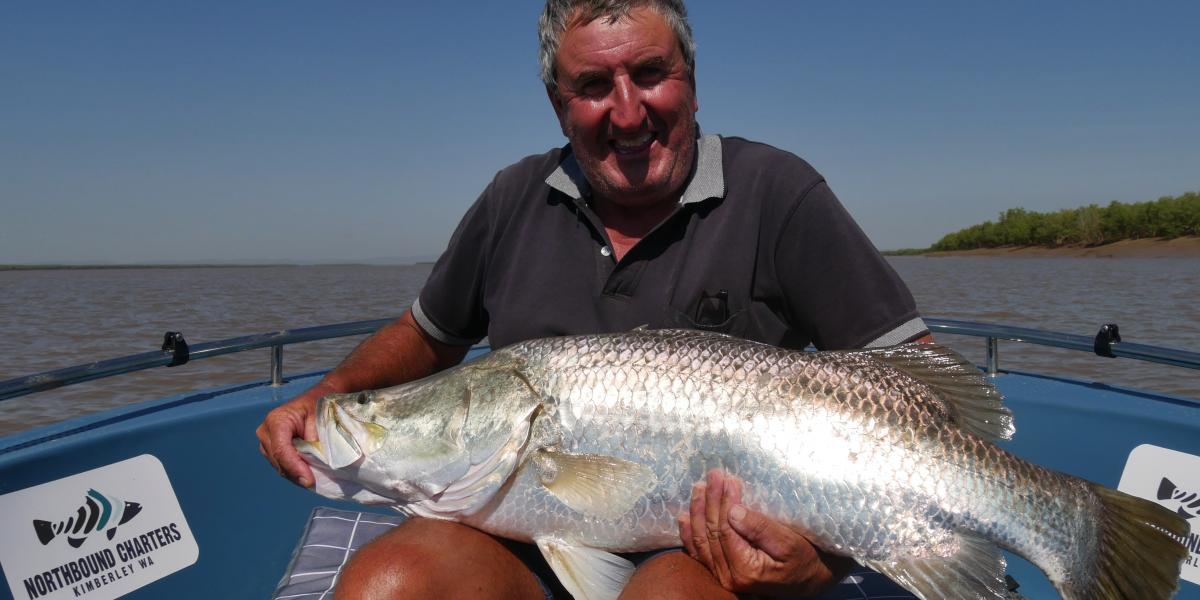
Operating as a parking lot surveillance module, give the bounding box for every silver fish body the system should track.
[296,329,1187,600]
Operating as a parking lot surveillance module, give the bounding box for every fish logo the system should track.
[32,488,143,548]
[1157,478,1200,520]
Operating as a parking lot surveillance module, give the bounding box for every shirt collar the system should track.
[545,133,725,206]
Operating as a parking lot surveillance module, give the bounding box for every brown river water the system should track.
[1,257,1197,435]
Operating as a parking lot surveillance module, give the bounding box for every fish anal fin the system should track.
[68,536,86,549]
[860,342,1014,442]
[864,532,1008,600]
[533,450,657,520]
[535,537,634,600]
[107,528,117,540]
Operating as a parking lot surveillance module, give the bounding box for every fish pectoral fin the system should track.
[864,531,1008,600]
[535,537,634,600]
[533,450,657,520]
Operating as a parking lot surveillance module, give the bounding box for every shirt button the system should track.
[600,246,612,257]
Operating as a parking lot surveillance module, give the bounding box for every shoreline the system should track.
[894,236,1200,259]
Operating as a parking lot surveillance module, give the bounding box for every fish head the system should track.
[294,358,542,512]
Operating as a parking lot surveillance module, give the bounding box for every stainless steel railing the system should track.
[925,318,1200,375]
[0,318,392,401]
[1,317,1198,402]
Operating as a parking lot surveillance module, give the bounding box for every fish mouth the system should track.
[291,396,365,469]
[298,394,389,470]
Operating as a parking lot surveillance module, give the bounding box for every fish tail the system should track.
[1056,482,1188,600]
[33,520,56,545]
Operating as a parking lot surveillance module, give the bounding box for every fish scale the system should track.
[297,328,1188,600]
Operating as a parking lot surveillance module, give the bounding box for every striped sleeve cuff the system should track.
[411,298,481,347]
[865,317,929,348]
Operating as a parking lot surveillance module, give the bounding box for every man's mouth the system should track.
[610,132,654,155]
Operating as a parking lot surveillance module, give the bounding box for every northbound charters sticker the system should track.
[1119,444,1200,585]
[0,455,198,600]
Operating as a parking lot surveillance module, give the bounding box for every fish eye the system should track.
[356,393,369,405]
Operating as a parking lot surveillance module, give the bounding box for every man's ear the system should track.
[546,85,569,136]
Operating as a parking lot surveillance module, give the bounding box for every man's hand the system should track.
[678,469,854,597]
[256,383,335,489]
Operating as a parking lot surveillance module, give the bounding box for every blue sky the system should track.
[2,1,1197,263]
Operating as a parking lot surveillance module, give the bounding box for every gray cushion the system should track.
[272,507,404,599]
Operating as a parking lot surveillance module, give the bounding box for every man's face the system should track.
[549,6,698,208]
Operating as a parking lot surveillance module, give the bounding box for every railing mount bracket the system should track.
[1093,324,1121,358]
[162,332,190,367]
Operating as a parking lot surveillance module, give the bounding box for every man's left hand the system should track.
[678,469,855,597]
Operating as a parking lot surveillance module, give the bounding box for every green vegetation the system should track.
[880,247,930,256]
[929,191,1200,251]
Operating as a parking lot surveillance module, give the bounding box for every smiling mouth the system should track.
[611,132,654,155]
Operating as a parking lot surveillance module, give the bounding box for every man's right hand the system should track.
[256,382,336,489]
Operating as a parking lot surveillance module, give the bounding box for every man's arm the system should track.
[255,309,469,488]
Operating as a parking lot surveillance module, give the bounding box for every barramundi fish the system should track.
[293,329,1188,600]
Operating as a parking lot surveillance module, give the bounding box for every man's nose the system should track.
[609,76,647,131]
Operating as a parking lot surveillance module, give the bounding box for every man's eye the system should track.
[634,68,665,86]
[580,79,611,97]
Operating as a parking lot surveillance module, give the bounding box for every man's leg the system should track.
[619,551,736,600]
[334,518,547,600]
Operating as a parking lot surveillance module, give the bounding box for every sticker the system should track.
[0,455,199,600]
[1118,444,1200,584]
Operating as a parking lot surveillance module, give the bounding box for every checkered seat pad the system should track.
[272,507,923,600]
[272,507,405,600]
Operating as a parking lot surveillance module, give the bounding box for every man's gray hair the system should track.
[538,0,696,93]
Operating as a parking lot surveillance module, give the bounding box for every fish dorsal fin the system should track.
[536,537,635,600]
[863,531,1009,600]
[860,342,1014,442]
[533,450,657,520]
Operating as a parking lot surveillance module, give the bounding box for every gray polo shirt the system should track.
[413,134,926,351]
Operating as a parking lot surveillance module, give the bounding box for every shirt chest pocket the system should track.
[668,288,747,335]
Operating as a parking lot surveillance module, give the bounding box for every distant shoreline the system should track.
[887,236,1200,258]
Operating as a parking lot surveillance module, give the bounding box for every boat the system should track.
[1,318,1197,600]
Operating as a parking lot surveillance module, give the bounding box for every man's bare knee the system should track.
[334,519,543,600]
[620,551,736,600]
[334,521,443,600]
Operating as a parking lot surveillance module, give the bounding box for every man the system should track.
[257,1,929,598]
